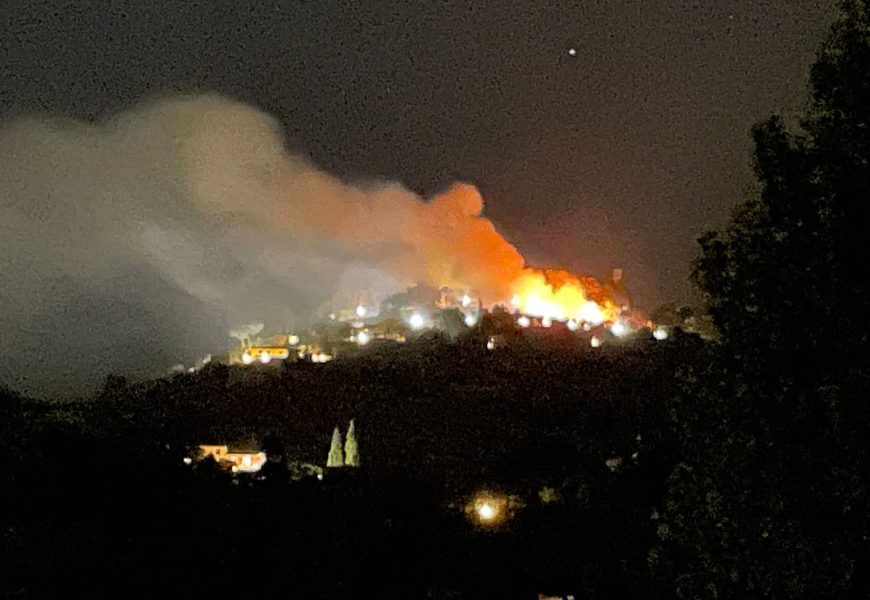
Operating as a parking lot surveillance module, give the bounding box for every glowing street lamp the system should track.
[467,492,510,527]
[653,327,669,341]
[517,315,531,328]
[610,321,628,337]
[477,501,497,521]
[464,314,477,327]
[409,313,425,330]
[356,330,371,346]
[355,305,367,318]
[590,336,601,348]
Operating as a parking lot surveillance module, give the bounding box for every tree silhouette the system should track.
[658,3,870,597]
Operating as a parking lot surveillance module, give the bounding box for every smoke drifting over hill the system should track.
[1,94,611,396]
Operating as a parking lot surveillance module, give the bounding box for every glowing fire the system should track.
[507,268,619,325]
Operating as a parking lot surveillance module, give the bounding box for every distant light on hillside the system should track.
[409,313,425,329]
[468,492,509,526]
[477,502,497,521]
[610,321,627,337]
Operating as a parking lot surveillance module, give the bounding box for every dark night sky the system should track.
[1,0,835,307]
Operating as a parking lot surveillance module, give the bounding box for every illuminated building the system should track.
[196,445,267,473]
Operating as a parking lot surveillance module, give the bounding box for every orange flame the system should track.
[409,184,621,324]
[508,268,620,324]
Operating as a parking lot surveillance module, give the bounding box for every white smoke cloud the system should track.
[0,94,524,396]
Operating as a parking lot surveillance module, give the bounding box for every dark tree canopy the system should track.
[694,1,870,384]
[659,4,870,597]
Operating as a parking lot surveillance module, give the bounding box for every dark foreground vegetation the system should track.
[2,334,706,599]
[4,2,870,598]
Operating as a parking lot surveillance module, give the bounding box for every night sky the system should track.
[1,1,834,306]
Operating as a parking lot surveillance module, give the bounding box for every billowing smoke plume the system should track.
[2,94,575,396]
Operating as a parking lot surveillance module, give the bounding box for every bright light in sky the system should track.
[409,313,425,329]
[653,327,669,341]
[510,295,521,308]
[464,314,477,327]
[355,305,367,318]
